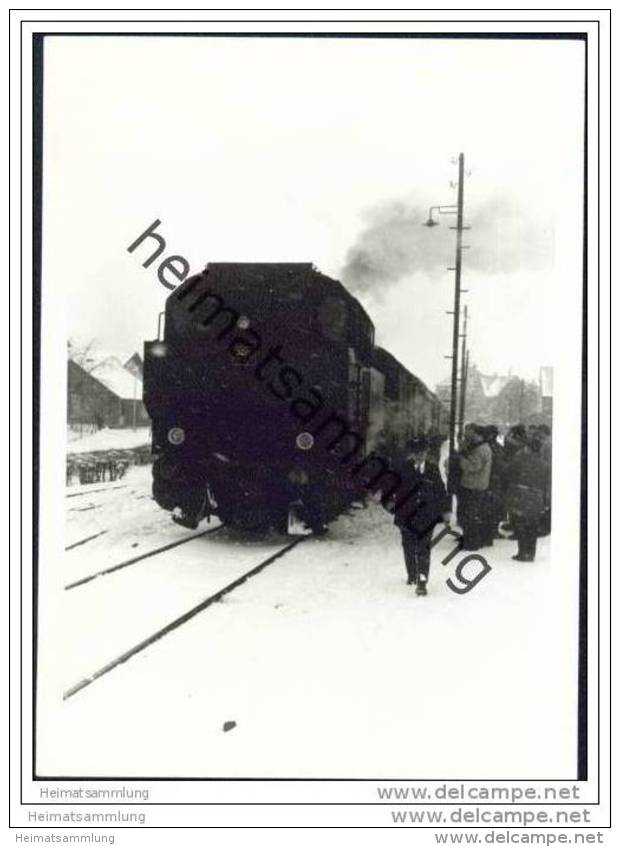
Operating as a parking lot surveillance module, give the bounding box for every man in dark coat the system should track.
[538,424,552,465]
[389,435,451,595]
[505,434,550,561]
[500,424,528,535]
[537,424,552,536]
[503,424,527,462]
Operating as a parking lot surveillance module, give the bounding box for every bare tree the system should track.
[492,377,540,425]
[67,337,103,373]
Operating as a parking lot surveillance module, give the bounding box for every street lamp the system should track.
[423,205,458,227]
[424,153,469,487]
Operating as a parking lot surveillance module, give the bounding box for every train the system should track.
[142,263,448,533]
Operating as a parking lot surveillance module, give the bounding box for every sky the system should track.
[42,35,585,389]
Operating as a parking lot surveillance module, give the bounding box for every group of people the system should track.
[453,422,552,559]
[384,423,552,595]
[66,454,130,486]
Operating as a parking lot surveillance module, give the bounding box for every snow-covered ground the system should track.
[64,466,213,583]
[36,466,576,779]
[67,426,151,454]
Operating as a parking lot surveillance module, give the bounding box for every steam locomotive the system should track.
[142,263,447,533]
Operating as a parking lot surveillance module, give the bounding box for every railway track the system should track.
[63,536,306,700]
[68,504,101,514]
[64,530,108,552]
[64,523,224,590]
[66,483,129,499]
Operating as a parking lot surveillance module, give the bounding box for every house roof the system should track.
[69,346,144,400]
[124,352,144,379]
[479,374,512,399]
[89,356,142,400]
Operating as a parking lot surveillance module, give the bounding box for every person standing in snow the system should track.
[505,433,550,561]
[482,424,506,545]
[537,423,552,536]
[388,435,451,596]
[538,423,552,465]
[501,424,527,536]
[457,424,492,551]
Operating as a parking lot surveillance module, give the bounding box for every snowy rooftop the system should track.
[70,350,143,400]
[436,368,513,399]
[89,356,142,400]
[479,374,512,399]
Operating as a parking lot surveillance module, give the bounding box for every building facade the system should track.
[435,363,553,432]
[67,353,150,432]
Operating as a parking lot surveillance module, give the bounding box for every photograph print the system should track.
[32,29,590,782]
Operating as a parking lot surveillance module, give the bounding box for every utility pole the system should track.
[457,306,469,443]
[424,152,469,483]
[448,153,466,463]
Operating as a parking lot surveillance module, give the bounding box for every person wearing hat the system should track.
[501,424,528,536]
[481,424,506,544]
[505,432,550,561]
[389,434,451,595]
[457,423,493,551]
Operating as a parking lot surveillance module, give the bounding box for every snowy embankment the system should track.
[37,466,575,781]
[67,426,151,455]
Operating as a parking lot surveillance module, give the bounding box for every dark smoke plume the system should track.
[341,196,554,298]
